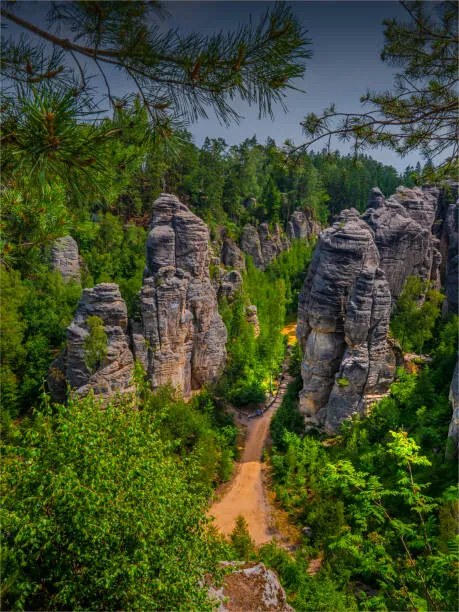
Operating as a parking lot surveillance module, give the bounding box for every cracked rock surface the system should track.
[133,193,227,395]
[297,209,395,432]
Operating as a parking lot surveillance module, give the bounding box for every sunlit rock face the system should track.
[297,209,395,433]
[287,209,320,241]
[49,194,227,403]
[132,193,227,396]
[240,222,289,270]
[297,183,458,433]
[48,283,135,401]
[362,187,441,300]
[51,235,81,283]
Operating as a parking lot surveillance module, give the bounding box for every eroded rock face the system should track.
[49,195,228,402]
[221,236,245,270]
[445,200,459,314]
[241,223,289,270]
[245,304,260,337]
[362,187,441,300]
[297,209,395,432]
[134,193,227,395]
[218,270,243,301]
[208,562,292,612]
[48,283,134,400]
[287,209,320,241]
[447,361,459,456]
[51,235,81,283]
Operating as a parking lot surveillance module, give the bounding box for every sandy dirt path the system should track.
[209,329,295,545]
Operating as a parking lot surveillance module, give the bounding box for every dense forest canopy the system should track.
[1,1,458,610]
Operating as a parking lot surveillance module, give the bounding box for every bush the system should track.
[228,380,266,406]
[1,392,226,610]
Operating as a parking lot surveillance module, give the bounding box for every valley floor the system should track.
[209,329,295,545]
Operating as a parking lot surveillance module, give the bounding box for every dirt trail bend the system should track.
[209,335,295,545]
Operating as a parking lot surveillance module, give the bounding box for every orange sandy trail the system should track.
[209,325,295,546]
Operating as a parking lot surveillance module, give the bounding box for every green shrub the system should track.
[83,315,108,373]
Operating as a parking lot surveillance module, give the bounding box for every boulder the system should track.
[208,562,292,612]
[51,235,81,283]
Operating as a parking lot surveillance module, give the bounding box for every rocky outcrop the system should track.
[240,209,319,270]
[447,361,459,457]
[287,209,320,241]
[132,194,227,396]
[241,223,289,270]
[297,183,459,432]
[218,270,243,301]
[362,187,441,300]
[49,194,228,402]
[208,562,292,612]
[48,283,134,400]
[297,209,395,433]
[245,304,260,337]
[51,235,81,283]
[221,236,245,270]
[444,201,458,314]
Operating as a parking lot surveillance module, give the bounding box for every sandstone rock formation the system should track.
[51,235,81,283]
[132,193,227,395]
[49,194,227,402]
[287,209,320,241]
[208,562,292,612]
[48,283,134,400]
[362,187,441,300]
[240,223,289,270]
[297,209,395,433]
[221,235,245,270]
[245,304,260,337]
[217,269,243,302]
[297,183,459,432]
[447,360,459,457]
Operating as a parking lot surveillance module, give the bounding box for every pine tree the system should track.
[298,1,458,177]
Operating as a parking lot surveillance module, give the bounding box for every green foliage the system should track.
[268,316,458,610]
[391,276,445,352]
[75,213,147,312]
[83,315,108,374]
[1,2,310,131]
[300,2,458,176]
[230,516,256,560]
[1,387,234,610]
[0,265,81,417]
[259,543,358,611]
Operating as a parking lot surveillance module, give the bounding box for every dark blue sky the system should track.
[3,1,427,169]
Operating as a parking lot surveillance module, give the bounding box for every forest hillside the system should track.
[1,1,458,610]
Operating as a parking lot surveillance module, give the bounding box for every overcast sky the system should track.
[3,1,429,170]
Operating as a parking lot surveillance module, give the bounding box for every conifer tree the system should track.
[297,1,458,176]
